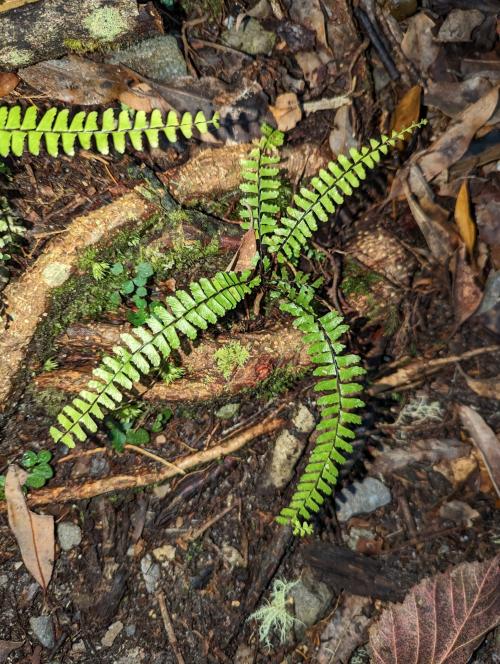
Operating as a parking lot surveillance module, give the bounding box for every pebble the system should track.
[57,522,82,551]
[108,35,187,82]
[116,647,145,664]
[140,554,161,593]
[152,544,176,563]
[437,9,484,42]
[29,615,55,649]
[266,429,306,489]
[291,573,333,637]
[215,402,240,419]
[101,620,124,648]
[336,477,392,522]
[222,17,276,55]
[89,454,110,478]
[291,404,315,433]
[222,543,246,569]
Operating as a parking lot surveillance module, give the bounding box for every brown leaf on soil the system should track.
[369,555,500,664]
[459,405,500,497]
[370,438,469,475]
[230,229,258,272]
[0,0,38,11]
[458,367,500,400]
[452,244,483,326]
[454,181,476,257]
[391,85,422,146]
[0,72,19,97]
[5,465,55,591]
[401,13,441,74]
[0,641,23,663]
[269,92,302,131]
[317,595,373,664]
[289,0,329,49]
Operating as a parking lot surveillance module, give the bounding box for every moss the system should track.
[28,386,69,418]
[63,37,102,54]
[247,364,310,401]
[341,259,382,296]
[214,341,250,380]
[181,0,223,18]
[82,7,129,42]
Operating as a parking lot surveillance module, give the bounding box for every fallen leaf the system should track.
[294,50,328,89]
[0,641,23,663]
[458,367,500,400]
[0,0,38,12]
[289,0,329,49]
[439,499,480,527]
[6,465,55,591]
[437,9,485,43]
[459,405,500,497]
[454,181,476,256]
[452,244,483,326]
[317,595,373,664]
[401,13,441,74]
[269,92,302,131]
[393,86,500,198]
[0,72,19,98]
[369,555,500,664]
[370,438,468,475]
[228,229,258,272]
[391,85,422,145]
[329,104,356,157]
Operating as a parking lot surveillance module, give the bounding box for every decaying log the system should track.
[34,322,311,402]
[0,0,151,70]
[0,191,159,406]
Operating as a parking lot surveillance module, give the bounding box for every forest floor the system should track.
[0,1,499,663]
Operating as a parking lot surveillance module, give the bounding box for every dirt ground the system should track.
[0,1,499,663]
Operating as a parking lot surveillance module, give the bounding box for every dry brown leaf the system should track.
[0,0,39,12]
[391,85,422,143]
[369,555,500,664]
[452,244,483,326]
[459,405,500,497]
[401,13,441,74]
[0,72,19,98]
[289,0,328,49]
[6,465,55,591]
[228,229,258,272]
[317,595,373,664]
[370,438,468,475]
[459,367,500,400]
[454,181,476,256]
[0,641,23,663]
[269,92,302,131]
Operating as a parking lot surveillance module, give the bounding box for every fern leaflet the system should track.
[274,286,365,532]
[0,106,220,158]
[50,270,259,448]
[266,120,427,263]
[239,123,284,241]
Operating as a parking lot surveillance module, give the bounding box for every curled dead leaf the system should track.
[454,181,476,256]
[6,465,55,591]
[269,92,302,131]
[458,366,500,400]
[459,405,500,497]
[391,85,422,148]
[452,244,483,326]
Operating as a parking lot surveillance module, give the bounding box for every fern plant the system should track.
[15,103,424,533]
[0,106,219,158]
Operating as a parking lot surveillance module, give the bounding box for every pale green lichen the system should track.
[2,48,32,67]
[248,578,303,649]
[83,7,128,42]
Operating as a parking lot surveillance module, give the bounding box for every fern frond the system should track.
[266,120,427,263]
[50,270,259,448]
[274,286,365,532]
[0,106,220,158]
[0,196,24,264]
[240,123,284,241]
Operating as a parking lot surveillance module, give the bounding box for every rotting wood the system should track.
[0,0,148,70]
[0,418,283,508]
[0,191,159,407]
[34,323,312,402]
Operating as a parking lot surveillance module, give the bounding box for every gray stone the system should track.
[30,615,55,649]
[291,404,315,433]
[291,572,333,638]
[89,454,110,478]
[125,623,137,637]
[57,522,82,551]
[222,543,246,568]
[437,9,484,42]
[215,402,240,419]
[266,429,306,489]
[108,35,187,83]
[336,477,392,522]
[141,554,161,593]
[222,17,276,55]
[101,620,123,648]
[116,647,145,664]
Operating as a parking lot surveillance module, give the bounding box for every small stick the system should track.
[180,502,235,546]
[124,444,186,474]
[354,7,400,81]
[156,590,186,664]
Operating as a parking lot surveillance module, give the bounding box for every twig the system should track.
[179,502,236,546]
[4,418,283,508]
[156,590,186,664]
[354,7,399,81]
[124,444,186,474]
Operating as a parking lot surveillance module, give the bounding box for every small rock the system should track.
[437,9,484,42]
[291,404,315,433]
[234,643,254,664]
[101,620,124,648]
[125,624,137,637]
[108,36,187,82]
[152,544,176,563]
[141,554,161,593]
[116,647,145,664]
[222,17,276,55]
[155,434,167,444]
[215,402,240,419]
[346,527,377,552]
[336,477,392,522]
[266,430,306,489]
[291,573,332,637]
[41,262,71,287]
[71,639,86,654]
[57,522,82,551]
[30,615,55,649]
[222,543,246,569]
[89,454,110,478]
[0,574,8,587]
[439,500,480,527]
[152,483,170,499]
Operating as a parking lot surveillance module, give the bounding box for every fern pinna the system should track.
[50,271,259,448]
[0,106,219,158]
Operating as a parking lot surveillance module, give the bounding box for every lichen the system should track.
[214,341,250,380]
[1,48,32,67]
[83,7,129,42]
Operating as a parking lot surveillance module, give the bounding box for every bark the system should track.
[34,322,312,402]
[0,0,153,70]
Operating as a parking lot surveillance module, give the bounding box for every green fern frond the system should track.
[50,270,259,448]
[266,120,427,263]
[0,106,220,158]
[274,286,365,532]
[0,196,24,264]
[240,123,284,241]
